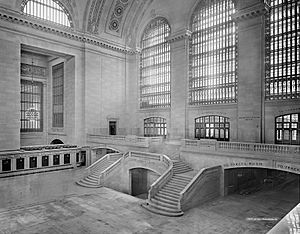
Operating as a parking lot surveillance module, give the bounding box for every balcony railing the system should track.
[181,139,300,156]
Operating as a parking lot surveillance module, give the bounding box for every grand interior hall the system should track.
[0,0,299,233]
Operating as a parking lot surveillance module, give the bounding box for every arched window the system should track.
[21,0,72,27]
[189,0,237,105]
[195,115,230,141]
[275,113,299,145]
[265,0,300,100]
[144,117,167,137]
[140,18,171,109]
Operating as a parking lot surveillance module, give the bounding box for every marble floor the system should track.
[0,169,298,234]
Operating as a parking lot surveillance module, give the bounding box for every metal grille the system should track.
[21,80,43,132]
[52,62,64,128]
[140,18,171,109]
[265,0,300,100]
[21,0,72,27]
[195,115,230,141]
[275,113,300,145]
[189,0,237,105]
[144,117,167,137]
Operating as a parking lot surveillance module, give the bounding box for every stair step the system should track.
[163,185,184,193]
[80,179,98,186]
[158,190,180,199]
[153,196,178,206]
[155,193,179,203]
[76,181,101,188]
[167,180,188,187]
[173,175,193,180]
[141,203,183,217]
[147,201,181,213]
[151,198,178,209]
[85,176,98,183]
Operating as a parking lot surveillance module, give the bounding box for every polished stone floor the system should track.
[0,169,298,234]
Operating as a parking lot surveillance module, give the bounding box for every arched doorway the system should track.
[130,168,160,199]
[50,139,64,144]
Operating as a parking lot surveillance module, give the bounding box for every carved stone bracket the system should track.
[166,29,192,43]
[232,1,270,22]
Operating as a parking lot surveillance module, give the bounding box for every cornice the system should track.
[166,29,192,43]
[0,7,136,54]
[232,1,270,22]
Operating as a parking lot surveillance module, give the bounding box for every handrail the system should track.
[147,154,173,200]
[179,166,221,210]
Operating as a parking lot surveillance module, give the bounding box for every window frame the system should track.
[189,0,238,105]
[140,17,171,109]
[144,117,167,137]
[20,0,73,28]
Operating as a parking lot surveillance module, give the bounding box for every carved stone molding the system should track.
[232,2,270,22]
[21,63,47,78]
[0,9,136,54]
[166,29,192,43]
[87,0,105,34]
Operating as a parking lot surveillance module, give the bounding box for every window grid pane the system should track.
[189,0,237,105]
[275,113,300,145]
[52,62,64,128]
[144,117,167,137]
[21,0,72,27]
[21,80,43,132]
[195,115,230,141]
[265,0,300,100]
[140,18,171,109]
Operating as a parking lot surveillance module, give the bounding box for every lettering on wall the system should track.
[275,162,300,174]
[238,116,260,121]
[223,160,269,169]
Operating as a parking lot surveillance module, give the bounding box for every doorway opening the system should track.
[109,121,117,135]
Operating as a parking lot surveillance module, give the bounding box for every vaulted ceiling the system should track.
[0,0,198,47]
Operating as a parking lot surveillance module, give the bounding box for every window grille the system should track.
[144,117,167,137]
[189,0,237,105]
[21,0,72,27]
[21,80,43,132]
[265,0,300,100]
[140,18,171,108]
[275,113,300,145]
[52,62,64,128]
[195,115,230,141]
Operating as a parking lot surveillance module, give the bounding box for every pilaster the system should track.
[234,0,269,143]
[167,29,191,140]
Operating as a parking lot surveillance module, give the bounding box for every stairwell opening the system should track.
[129,168,159,199]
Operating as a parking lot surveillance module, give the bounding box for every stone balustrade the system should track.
[0,146,82,177]
[181,139,300,156]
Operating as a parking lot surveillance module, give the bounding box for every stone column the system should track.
[0,159,2,172]
[11,158,16,171]
[37,155,42,168]
[24,156,29,169]
[167,29,191,140]
[70,151,76,167]
[234,1,269,142]
[60,154,64,165]
[49,155,53,166]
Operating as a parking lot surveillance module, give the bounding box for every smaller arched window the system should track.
[144,117,167,137]
[275,113,299,145]
[21,0,72,27]
[195,115,230,141]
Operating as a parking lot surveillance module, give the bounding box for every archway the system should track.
[50,139,64,144]
[130,168,160,199]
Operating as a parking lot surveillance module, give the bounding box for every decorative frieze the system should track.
[21,63,47,78]
[232,1,270,22]
[0,9,136,54]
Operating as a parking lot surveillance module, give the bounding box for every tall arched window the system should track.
[140,18,171,109]
[195,115,230,141]
[189,0,237,105]
[265,0,300,100]
[144,117,167,137]
[275,113,299,145]
[21,0,72,27]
